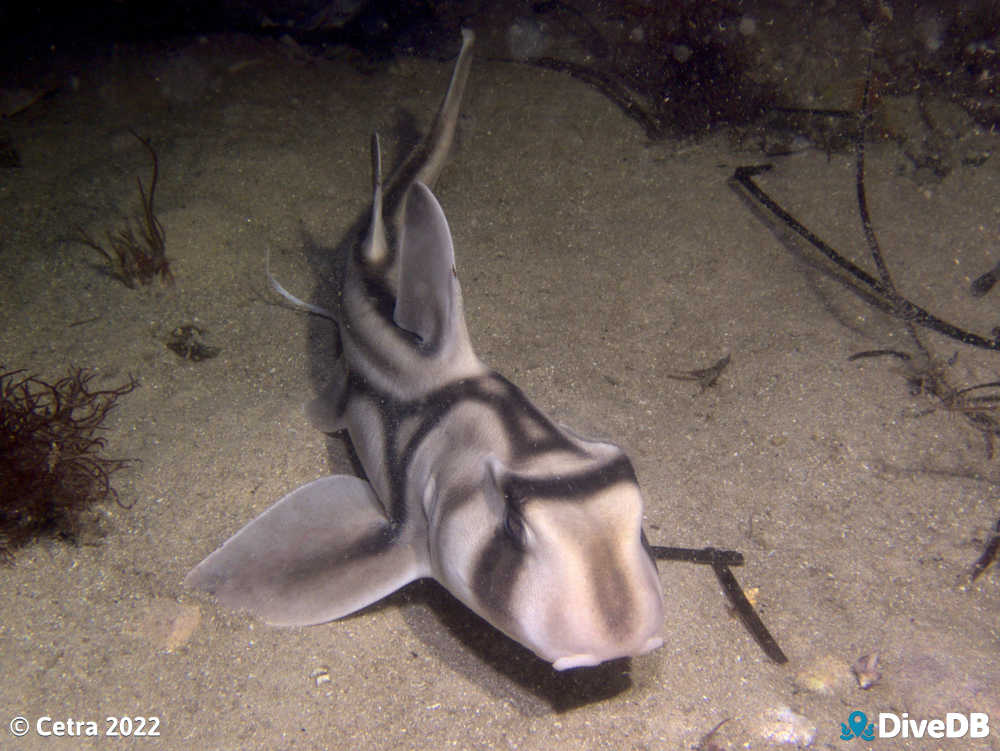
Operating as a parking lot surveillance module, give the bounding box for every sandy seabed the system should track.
[1,31,999,750]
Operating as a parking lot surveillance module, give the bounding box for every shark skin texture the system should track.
[185,29,665,671]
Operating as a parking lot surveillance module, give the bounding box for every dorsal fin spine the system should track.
[364,132,387,266]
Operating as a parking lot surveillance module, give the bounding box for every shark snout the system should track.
[552,635,664,671]
[544,605,664,670]
[530,550,665,670]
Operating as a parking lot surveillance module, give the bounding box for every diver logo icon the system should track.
[841,711,875,741]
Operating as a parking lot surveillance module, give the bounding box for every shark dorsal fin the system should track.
[363,132,388,265]
[393,181,457,347]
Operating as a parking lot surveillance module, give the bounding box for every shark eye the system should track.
[503,507,527,549]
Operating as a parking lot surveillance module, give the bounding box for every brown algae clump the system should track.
[76,131,171,287]
[0,367,137,559]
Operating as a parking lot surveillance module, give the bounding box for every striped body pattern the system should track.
[186,30,665,670]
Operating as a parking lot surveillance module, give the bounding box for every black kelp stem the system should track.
[734,165,889,294]
[651,545,788,664]
[854,55,933,363]
[855,57,896,302]
[970,517,1000,581]
[650,545,743,566]
[712,561,788,664]
[731,165,1000,351]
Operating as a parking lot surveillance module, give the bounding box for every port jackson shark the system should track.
[186,29,665,670]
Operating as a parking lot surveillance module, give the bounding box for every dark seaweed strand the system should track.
[731,166,1000,351]
[768,105,854,118]
[650,545,788,663]
[130,129,171,285]
[855,55,899,305]
[847,349,912,362]
[528,56,666,140]
[854,54,931,364]
[970,516,1000,581]
[712,561,788,664]
[970,261,1000,297]
[955,380,1000,396]
[649,545,744,566]
[75,131,170,287]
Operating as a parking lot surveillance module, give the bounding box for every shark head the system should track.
[435,451,665,670]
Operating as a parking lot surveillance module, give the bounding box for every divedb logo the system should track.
[840,710,991,740]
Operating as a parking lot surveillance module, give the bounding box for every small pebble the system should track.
[756,707,816,747]
[310,667,331,686]
[852,652,882,689]
[135,599,201,652]
[793,654,853,696]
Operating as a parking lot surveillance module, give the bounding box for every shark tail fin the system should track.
[413,27,475,191]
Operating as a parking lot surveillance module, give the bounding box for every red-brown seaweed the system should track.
[76,131,172,287]
[0,367,137,560]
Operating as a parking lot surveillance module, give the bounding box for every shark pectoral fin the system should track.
[184,475,429,627]
[393,181,457,347]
